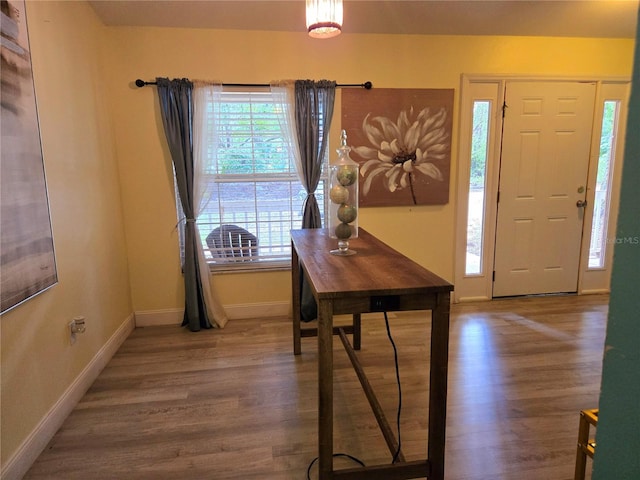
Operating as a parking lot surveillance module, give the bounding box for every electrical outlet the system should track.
[69,316,86,345]
[69,320,77,345]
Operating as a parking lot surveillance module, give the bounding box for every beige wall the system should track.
[1,1,132,469]
[103,27,634,314]
[0,0,635,473]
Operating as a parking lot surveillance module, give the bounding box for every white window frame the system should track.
[579,81,629,293]
[454,78,503,302]
[176,87,329,273]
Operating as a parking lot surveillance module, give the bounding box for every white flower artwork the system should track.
[342,88,453,207]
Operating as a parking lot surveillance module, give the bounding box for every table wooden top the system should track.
[291,228,453,300]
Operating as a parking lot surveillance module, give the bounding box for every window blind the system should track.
[183,90,328,270]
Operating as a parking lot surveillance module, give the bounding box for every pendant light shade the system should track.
[306,0,343,39]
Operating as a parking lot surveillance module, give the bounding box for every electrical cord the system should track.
[305,311,403,477]
[384,311,403,464]
[306,453,365,479]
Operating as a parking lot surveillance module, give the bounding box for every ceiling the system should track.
[89,0,639,39]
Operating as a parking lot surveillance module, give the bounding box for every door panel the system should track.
[493,81,596,297]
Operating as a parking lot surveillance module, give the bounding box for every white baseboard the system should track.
[454,291,609,304]
[454,295,492,303]
[579,289,610,295]
[1,314,135,480]
[224,301,290,320]
[134,308,184,327]
[134,301,290,327]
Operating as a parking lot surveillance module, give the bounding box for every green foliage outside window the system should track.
[216,101,289,175]
[470,101,490,189]
[596,101,617,189]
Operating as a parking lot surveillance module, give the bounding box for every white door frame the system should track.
[454,75,629,303]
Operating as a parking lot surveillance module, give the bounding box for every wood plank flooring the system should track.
[23,294,607,480]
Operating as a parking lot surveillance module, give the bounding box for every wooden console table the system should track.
[291,228,454,480]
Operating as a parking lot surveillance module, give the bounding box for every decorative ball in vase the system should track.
[329,130,359,256]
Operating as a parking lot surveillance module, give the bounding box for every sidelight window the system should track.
[588,100,620,269]
[465,101,491,275]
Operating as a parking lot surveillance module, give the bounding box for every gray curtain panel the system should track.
[294,80,336,321]
[294,79,336,227]
[156,77,212,331]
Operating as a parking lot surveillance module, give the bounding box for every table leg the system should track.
[318,299,334,479]
[292,242,302,355]
[428,291,451,480]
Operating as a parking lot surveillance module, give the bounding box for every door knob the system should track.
[576,200,588,208]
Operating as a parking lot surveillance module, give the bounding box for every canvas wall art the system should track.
[342,88,454,207]
[1,0,57,314]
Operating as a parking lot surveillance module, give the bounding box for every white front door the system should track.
[493,81,596,297]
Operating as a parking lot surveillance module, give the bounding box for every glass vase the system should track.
[329,130,358,255]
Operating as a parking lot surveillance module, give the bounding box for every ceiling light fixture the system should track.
[306,0,343,39]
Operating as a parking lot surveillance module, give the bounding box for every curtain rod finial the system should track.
[363,81,372,90]
[135,79,146,88]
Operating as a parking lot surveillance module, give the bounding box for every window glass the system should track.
[465,101,491,275]
[178,90,327,269]
[588,100,619,269]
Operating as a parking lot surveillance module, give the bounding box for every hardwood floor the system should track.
[24,294,607,480]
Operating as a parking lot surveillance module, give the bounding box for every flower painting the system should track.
[342,88,453,207]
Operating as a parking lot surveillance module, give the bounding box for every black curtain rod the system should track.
[134,79,372,89]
